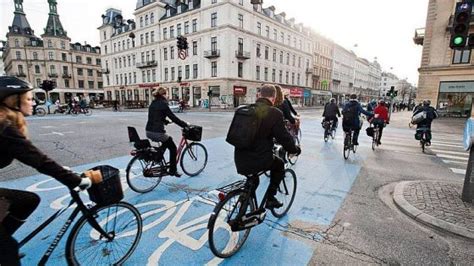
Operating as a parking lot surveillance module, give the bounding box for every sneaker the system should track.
[353,141,359,146]
[168,171,182,177]
[266,196,283,209]
[377,141,382,145]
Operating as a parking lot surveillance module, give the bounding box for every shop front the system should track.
[289,87,304,107]
[437,81,474,117]
[303,89,312,106]
[233,86,247,107]
[193,86,201,107]
[311,90,332,106]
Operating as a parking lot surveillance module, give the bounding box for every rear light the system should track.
[218,192,226,201]
[130,150,137,156]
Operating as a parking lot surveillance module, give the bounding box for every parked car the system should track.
[169,100,180,112]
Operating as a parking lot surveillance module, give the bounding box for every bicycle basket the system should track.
[366,127,374,137]
[87,165,123,206]
[183,125,202,141]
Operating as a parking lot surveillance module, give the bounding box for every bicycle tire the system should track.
[84,108,92,116]
[180,142,208,177]
[331,128,336,139]
[36,107,46,117]
[208,190,255,258]
[271,169,297,218]
[71,109,79,116]
[65,202,143,265]
[324,128,329,142]
[126,155,162,193]
[343,134,351,160]
[287,151,299,165]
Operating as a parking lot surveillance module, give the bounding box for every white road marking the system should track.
[442,159,467,165]
[430,149,468,156]
[450,168,466,175]
[39,131,74,136]
[436,154,469,160]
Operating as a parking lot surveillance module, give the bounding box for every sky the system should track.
[0,0,428,85]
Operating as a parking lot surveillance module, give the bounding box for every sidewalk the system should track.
[393,181,474,239]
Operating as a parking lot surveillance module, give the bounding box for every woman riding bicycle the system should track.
[146,87,189,177]
[0,76,91,266]
[370,100,389,145]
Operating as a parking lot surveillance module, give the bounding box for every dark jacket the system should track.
[322,102,341,118]
[235,98,298,175]
[0,122,81,188]
[413,105,438,128]
[285,98,298,116]
[277,100,296,124]
[342,100,372,129]
[145,97,188,133]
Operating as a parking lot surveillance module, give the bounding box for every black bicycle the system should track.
[343,129,357,159]
[126,126,208,193]
[416,127,431,153]
[16,165,142,265]
[207,169,297,258]
[322,120,336,142]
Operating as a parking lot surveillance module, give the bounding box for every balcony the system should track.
[305,68,314,74]
[235,50,250,60]
[413,28,425,46]
[48,73,58,78]
[136,60,158,68]
[204,49,220,59]
[62,73,72,79]
[16,72,26,77]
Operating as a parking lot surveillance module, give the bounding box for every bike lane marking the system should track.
[0,119,368,265]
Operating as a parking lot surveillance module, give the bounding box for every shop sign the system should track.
[439,81,474,93]
[311,90,332,96]
[138,83,160,88]
[303,89,311,98]
[290,87,303,97]
[234,86,247,96]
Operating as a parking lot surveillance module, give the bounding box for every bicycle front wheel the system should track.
[126,155,162,193]
[208,190,255,258]
[84,108,92,116]
[271,169,297,218]
[286,151,299,165]
[36,107,46,117]
[180,142,208,176]
[66,202,143,265]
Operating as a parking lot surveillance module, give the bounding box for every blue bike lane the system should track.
[1,118,368,265]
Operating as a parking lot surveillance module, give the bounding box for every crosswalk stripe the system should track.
[430,143,464,148]
[436,154,469,160]
[431,140,463,145]
[450,168,466,175]
[442,159,468,165]
[430,149,468,156]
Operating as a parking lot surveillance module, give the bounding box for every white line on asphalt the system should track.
[442,159,468,165]
[39,131,74,136]
[430,142,464,148]
[41,126,56,129]
[430,140,463,145]
[450,168,466,175]
[430,149,467,156]
[436,154,469,160]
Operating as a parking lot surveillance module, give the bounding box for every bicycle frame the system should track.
[176,137,198,164]
[235,173,272,223]
[18,190,111,265]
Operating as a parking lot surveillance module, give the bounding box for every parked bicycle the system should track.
[207,168,297,258]
[126,125,208,193]
[322,120,336,142]
[343,129,357,159]
[15,165,142,265]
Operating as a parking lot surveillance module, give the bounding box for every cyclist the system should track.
[277,89,297,125]
[342,94,373,146]
[234,84,300,209]
[413,100,438,145]
[146,87,189,177]
[0,76,91,266]
[370,100,389,145]
[322,98,341,131]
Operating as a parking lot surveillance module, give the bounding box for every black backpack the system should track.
[226,104,261,149]
[342,103,358,124]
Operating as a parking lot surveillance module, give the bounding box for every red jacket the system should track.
[374,105,389,122]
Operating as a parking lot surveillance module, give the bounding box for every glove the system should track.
[78,177,92,191]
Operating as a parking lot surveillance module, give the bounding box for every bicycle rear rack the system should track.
[216,180,246,193]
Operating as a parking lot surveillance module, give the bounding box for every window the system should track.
[164,68,169,81]
[147,70,150,82]
[60,41,65,49]
[170,46,175,59]
[211,37,217,51]
[212,0,217,3]
[265,46,269,60]
[151,31,155,42]
[36,78,41,87]
[33,52,38,60]
[78,80,84,88]
[133,72,136,83]
[257,22,261,35]
[453,49,471,64]
[88,81,94,89]
[63,66,68,75]
[171,67,175,81]
[211,62,217,77]
[16,65,23,75]
[264,67,268,81]
[140,17,143,27]
[177,23,182,36]
[272,69,276,82]
[298,57,301,68]
[292,73,295,84]
[35,65,40,74]
[297,73,300,85]
[65,79,70,88]
[163,28,168,40]
[256,44,261,57]
[272,49,276,62]
[184,21,189,34]
[15,51,21,59]
[265,26,269,38]
[185,65,190,79]
[48,40,52,48]
[238,38,243,53]
[273,29,277,40]
[49,52,54,60]
[14,39,19,47]
[279,70,283,83]
[238,62,243,78]
[192,19,197,32]
[152,50,155,61]
[286,71,289,84]
[292,55,296,66]
[77,68,83,76]
[178,66,182,80]
[238,14,243,28]
[256,66,260,80]
[211,13,217,28]
[280,32,284,43]
[239,0,243,5]
[127,39,130,49]
[286,53,290,65]
[145,33,149,44]
[193,41,198,55]
[170,26,175,38]
[87,69,93,76]
[280,51,283,63]
[86,57,92,64]
[193,64,198,79]
[76,56,82,63]
[150,13,154,24]
[152,69,156,82]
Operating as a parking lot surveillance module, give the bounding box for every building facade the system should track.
[100,0,313,108]
[2,0,103,103]
[415,0,474,117]
[331,43,356,103]
[310,31,333,105]
[380,71,399,95]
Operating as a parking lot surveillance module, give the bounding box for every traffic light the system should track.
[468,33,474,49]
[177,36,182,49]
[176,36,188,50]
[182,37,188,50]
[450,1,472,49]
[40,80,56,92]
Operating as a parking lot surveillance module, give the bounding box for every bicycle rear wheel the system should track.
[180,142,208,176]
[343,134,351,160]
[324,128,329,142]
[271,169,297,218]
[66,202,143,265]
[126,155,162,193]
[208,190,255,258]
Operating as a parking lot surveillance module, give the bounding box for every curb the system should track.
[393,181,474,240]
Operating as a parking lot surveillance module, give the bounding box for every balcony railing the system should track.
[136,60,158,68]
[48,73,58,78]
[204,49,220,59]
[235,50,250,59]
[62,73,72,79]
[16,72,26,77]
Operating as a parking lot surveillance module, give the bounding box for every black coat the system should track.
[277,101,296,124]
[322,102,341,118]
[235,98,298,175]
[0,122,81,188]
[413,105,438,128]
[145,97,188,133]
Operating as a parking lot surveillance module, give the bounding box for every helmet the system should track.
[0,76,33,102]
[423,99,431,106]
[330,98,335,103]
[350,94,357,99]
[378,99,385,105]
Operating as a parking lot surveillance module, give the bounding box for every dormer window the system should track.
[178,5,182,13]
[48,40,53,48]
[14,39,19,47]
[167,9,170,17]
[189,1,193,10]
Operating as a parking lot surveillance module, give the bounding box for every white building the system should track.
[368,60,382,96]
[99,0,313,108]
[332,43,355,103]
[380,71,399,95]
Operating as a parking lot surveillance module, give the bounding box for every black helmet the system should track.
[330,98,335,103]
[423,99,431,106]
[350,94,357,99]
[0,76,33,102]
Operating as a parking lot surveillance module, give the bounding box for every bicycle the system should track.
[34,106,47,117]
[126,125,208,193]
[14,165,143,265]
[285,118,302,145]
[71,105,92,116]
[343,129,357,159]
[322,120,336,142]
[416,127,431,153]
[207,168,297,258]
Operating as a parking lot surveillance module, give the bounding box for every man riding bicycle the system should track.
[342,94,372,146]
[413,100,438,146]
[233,84,300,209]
[370,100,389,145]
[322,98,341,131]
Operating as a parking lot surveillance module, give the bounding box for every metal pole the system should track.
[461,102,474,203]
